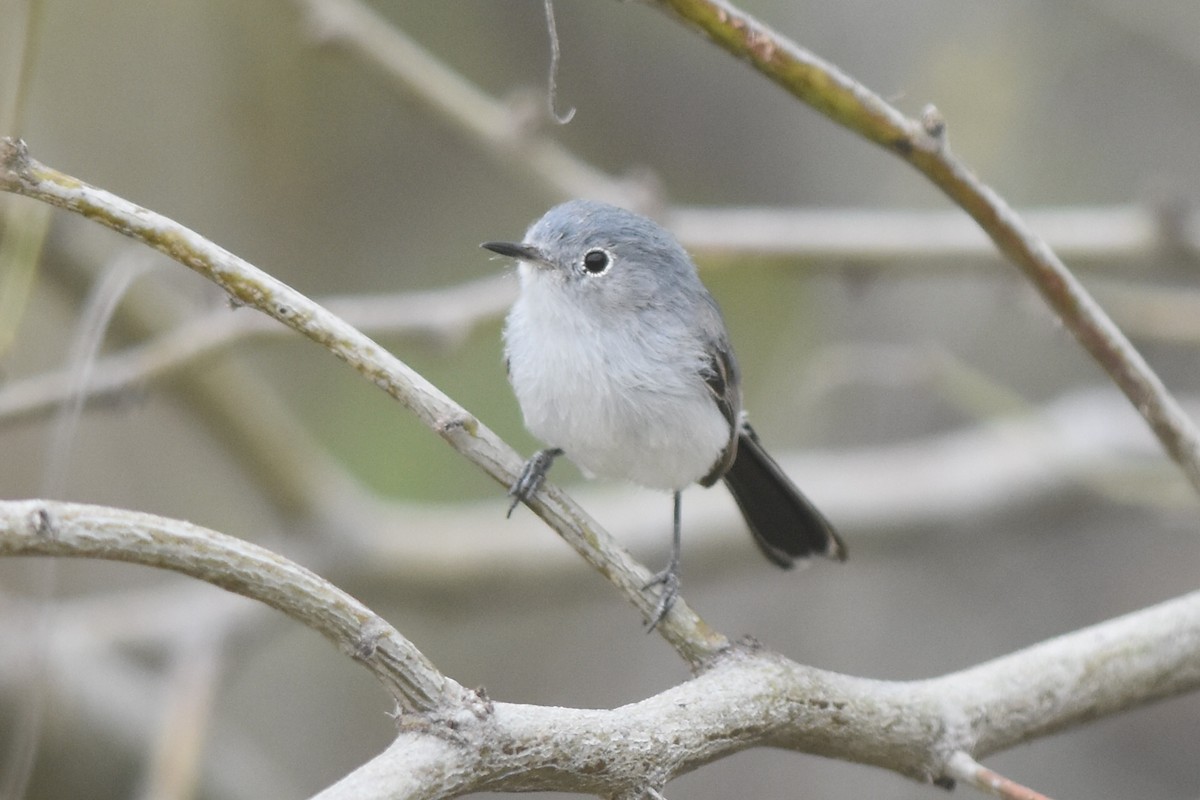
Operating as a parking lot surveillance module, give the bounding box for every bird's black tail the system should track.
[721,425,846,568]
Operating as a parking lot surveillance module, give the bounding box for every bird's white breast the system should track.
[504,271,729,491]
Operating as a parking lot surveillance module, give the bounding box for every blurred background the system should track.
[2,0,1200,797]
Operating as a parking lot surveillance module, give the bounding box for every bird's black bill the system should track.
[722,425,846,567]
[481,241,545,263]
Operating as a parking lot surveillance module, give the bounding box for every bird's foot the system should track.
[643,562,681,632]
[506,448,562,517]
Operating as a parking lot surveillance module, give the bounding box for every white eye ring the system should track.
[582,248,612,275]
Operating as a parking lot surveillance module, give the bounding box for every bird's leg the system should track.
[644,490,684,631]
[507,447,564,517]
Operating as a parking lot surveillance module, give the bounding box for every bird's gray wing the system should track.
[698,335,742,487]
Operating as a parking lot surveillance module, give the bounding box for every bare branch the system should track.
[0,498,464,714]
[0,137,728,667]
[315,590,1200,797]
[13,475,1128,800]
[643,0,1200,496]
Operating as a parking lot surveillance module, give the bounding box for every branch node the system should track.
[430,690,494,736]
[1,137,32,184]
[351,615,389,660]
[921,104,947,141]
[437,413,480,439]
[463,686,495,721]
[735,634,764,650]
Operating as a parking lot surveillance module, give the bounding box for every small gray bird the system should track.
[483,200,845,628]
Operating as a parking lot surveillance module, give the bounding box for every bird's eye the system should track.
[582,249,611,275]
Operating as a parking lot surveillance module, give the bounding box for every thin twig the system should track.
[944,752,1054,800]
[542,0,576,124]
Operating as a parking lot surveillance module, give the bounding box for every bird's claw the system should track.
[506,448,561,517]
[643,563,681,632]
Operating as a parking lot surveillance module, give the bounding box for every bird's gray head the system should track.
[481,200,702,312]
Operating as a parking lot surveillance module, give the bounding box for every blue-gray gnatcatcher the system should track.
[483,200,845,627]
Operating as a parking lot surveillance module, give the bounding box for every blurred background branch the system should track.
[671,203,1200,262]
